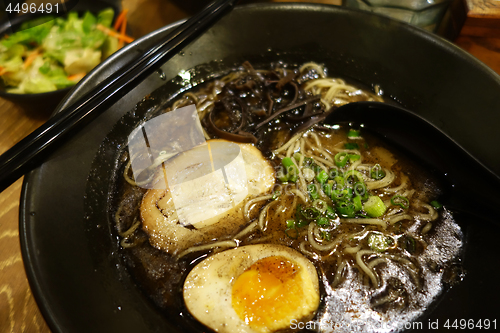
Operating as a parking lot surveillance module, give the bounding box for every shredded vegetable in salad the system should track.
[0,8,133,94]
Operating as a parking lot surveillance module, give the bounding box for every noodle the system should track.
[308,156,329,172]
[273,131,303,154]
[309,132,322,147]
[417,203,439,221]
[365,169,396,190]
[120,237,140,249]
[356,250,380,287]
[421,222,433,235]
[286,138,298,158]
[299,241,320,260]
[331,261,347,288]
[299,62,326,78]
[387,213,413,225]
[344,245,361,254]
[384,173,408,193]
[176,240,238,259]
[123,159,137,186]
[289,188,308,204]
[341,218,387,229]
[290,157,308,192]
[348,158,362,171]
[310,155,335,168]
[234,221,258,240]
[243,194,274,222]
[118,218,141,238]
[258,200,279,231]
[307,222,342,251]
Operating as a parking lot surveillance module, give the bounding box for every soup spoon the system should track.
[324,101,500,225]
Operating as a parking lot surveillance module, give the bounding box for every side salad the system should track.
[0,8,133,94]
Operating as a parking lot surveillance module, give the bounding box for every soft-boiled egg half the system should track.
[183,244,320,333]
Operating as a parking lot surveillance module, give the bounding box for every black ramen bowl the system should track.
[0,0,121,115]
[20,3,500,333]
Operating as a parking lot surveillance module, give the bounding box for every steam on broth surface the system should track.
[112,62,463,332]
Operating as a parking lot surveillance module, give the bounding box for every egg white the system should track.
[183,244,320,333]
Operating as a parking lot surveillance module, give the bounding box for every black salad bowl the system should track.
[0,0,121,115]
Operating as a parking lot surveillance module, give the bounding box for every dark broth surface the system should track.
[110,63,463,332]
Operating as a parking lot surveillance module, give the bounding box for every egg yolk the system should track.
[231,256,305,331]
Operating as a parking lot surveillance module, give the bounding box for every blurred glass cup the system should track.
[343,0,453,32]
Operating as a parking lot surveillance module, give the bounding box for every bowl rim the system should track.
[19,2,500,332]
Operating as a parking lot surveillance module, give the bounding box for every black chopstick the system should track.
[0,0,239,193]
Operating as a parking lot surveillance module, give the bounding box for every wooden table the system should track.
[1,0,499,331]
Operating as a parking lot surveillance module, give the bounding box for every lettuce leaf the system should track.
[63,48,101,75]
[1,19,54,47]
[97,8,114,28]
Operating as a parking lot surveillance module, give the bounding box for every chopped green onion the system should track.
[353,182,367,198]
[328,168,342,179]
[299,205,321,220]
[325,205,336,219]
[344,142,359,150]
[353,195,362,211]
[304,210,320,220]
[323,180,333,197]
[331,188,351,202]
[347,129,361,138]
[302,168,315,182]
[286,219,295,229]
[312,199,327,213]
[391,195,409,209]
[282,157,299,182]
[309,165,322,178]
[344,170,364,185]
[336,201,356,218]
[278,176,288,183]
[333,176,345,189]
[316,169,329,184]
[317,217,329,226]
[430,200,443,209]
[349,154,361,162]
[287,168,298,182]
[285,227,299,239]
[370,164,385,180]
[295,204,309,227]
[303,157,314,167]
[320,231,331,241]
[307,184,319,200]
[272,191,282,200]
[293,152,302,161]
[288,173,299,183]
[277,168,288,183]
[296,219,308,228]
[363,195,386,217]
[399,235,416,254]
[334,152,349,168]
[368,233,392,252]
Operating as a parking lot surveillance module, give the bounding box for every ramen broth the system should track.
[112,63,463,332]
